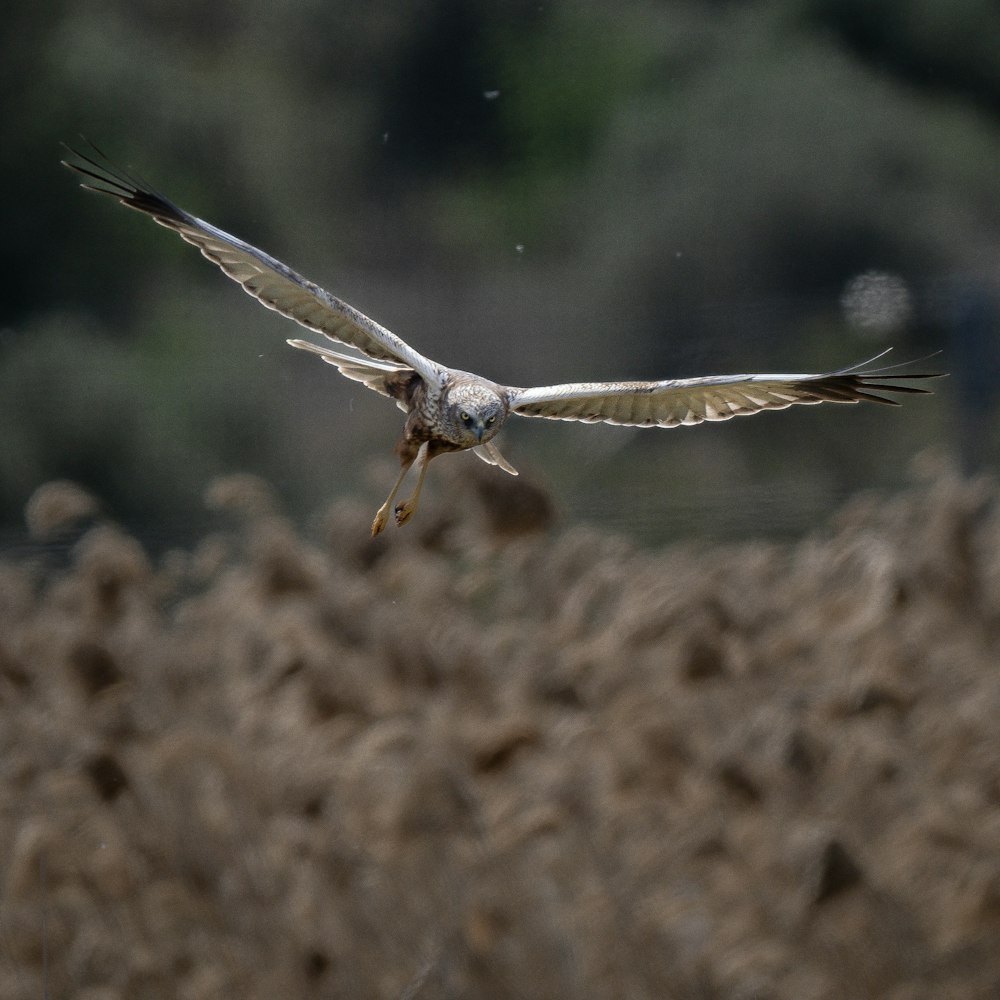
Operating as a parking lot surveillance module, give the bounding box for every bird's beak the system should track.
[474,421,486,442]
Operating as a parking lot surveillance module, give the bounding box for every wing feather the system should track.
[285,338,414,407]
[508,355,943,428]
[61,142,440,382]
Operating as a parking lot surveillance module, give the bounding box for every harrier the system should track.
[62,144,941,536]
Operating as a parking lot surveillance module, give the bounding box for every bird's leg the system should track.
[371,453,416,537]
[393,441,431,527]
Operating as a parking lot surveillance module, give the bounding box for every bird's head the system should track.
[445,382,508,447]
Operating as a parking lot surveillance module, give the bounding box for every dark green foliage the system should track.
[803,0,1000,114]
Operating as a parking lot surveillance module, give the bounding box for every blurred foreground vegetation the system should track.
[4,0,999,544]
[2,467,999,998]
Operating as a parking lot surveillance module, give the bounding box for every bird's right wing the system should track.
[61,141,441,383]
[285,339,416,409]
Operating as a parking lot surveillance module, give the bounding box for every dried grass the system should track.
[2,461,999,998]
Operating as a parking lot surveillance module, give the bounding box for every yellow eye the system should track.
[460,411,470,422]
[487,415,496,424]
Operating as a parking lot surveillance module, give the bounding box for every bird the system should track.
[62,142,942,537]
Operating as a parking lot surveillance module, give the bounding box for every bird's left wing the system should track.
[61,142,441,383]
[507,353,942,427]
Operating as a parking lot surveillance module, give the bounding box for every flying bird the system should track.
[62,143,941,536]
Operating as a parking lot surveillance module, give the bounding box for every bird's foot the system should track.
[394,498,418,526]
[371,504,392,537]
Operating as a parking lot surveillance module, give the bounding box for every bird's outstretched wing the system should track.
[507,353,943,427]
[61,141,441,382]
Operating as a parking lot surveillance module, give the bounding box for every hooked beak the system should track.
[474,421,486,442]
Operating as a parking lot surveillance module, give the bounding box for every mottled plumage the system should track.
[62,143,943,535]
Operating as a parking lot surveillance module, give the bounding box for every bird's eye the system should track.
[487,415,496,425]
[460,411,471,423]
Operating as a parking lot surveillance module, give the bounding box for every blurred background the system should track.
[6,7,1000,998]
[4,0,999,547]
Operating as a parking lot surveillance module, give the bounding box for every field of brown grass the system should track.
[2,462,999,999]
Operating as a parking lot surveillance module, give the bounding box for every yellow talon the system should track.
[371,506,391,536]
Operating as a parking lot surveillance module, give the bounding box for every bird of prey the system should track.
[62,143,941,536]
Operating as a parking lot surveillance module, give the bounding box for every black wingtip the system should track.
[838,348,947,379]
[806,362,945,408]
[61,136,137,198]
[60,137,191,225]
[62,137,136,187]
